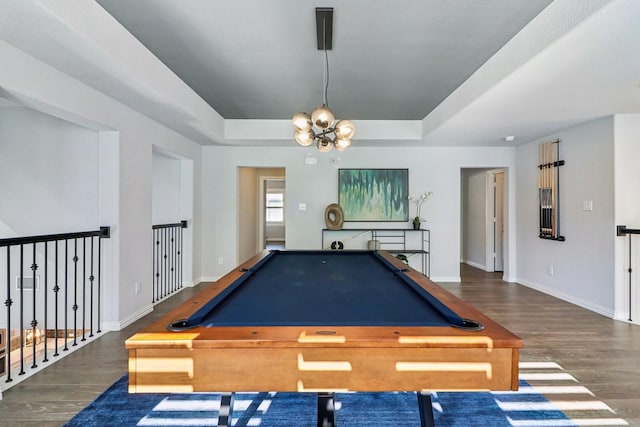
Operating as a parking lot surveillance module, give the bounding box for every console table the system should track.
[321,228,430,276]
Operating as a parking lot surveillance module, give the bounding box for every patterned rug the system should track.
[65,362,628,426]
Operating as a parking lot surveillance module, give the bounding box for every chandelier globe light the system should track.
[292,8,355,152]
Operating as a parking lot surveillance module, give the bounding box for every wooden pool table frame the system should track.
[126,250,523,395]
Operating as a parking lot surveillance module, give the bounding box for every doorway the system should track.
[237,167,285,264]
[263,178,286,250]
[460,168,506,273]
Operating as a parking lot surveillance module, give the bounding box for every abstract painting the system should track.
[338,169,408,221]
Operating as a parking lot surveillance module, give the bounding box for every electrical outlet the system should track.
[547,265,554,276]
[218,257,224,265]
[135,282,141,294]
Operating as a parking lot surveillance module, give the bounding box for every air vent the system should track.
[15,275,40,291]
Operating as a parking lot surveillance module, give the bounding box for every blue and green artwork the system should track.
[339,169,408,221]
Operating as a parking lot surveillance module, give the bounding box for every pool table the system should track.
[126,250,523,426]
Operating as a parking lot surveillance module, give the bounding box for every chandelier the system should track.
[292,8,355,152]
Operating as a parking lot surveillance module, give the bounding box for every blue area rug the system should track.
[65,376,574,427]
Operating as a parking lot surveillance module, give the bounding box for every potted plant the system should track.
[408,191,432,230]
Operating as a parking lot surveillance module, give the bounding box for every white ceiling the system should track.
[1,0,640,147]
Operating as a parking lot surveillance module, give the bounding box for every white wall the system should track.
[238,167,259,264]
[202,146,516,282]
[0,107,99,236]
[152,151,182,225]
[613,114,640,324]
[461,168,490,270]
[0,41,202,330]
[516,116,615,317]
[0,107,101,331]
[151,150,195,287]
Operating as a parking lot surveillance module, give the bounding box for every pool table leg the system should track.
[217,392,234,427]
[318,392,335,427]
[417,391,436,427]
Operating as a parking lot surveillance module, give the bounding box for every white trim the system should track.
[485,171,495,272]
[516,278,615,319]
[103,304,154,331]
[462,259,489,271]
[431,276,462,283]
[152,284,193,306]
[182,280,198,288]
[613,314,640,326]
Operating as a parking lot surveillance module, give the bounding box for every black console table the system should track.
[321,228,430,276]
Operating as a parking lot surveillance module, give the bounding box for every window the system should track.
[266,192,284,222]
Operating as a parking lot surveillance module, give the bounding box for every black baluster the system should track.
[43,242,48,363]
[170,228,175,294]
[168,227,172,297]
[53,241,60,357]
[156,229,160,301]
[163,228,168,299]
[19,244,25,375]
[5,247,13,383]
[81,237,86,342]
[178,225,183,291]
[64,240,68,351]
[30,243,38,369]
[89,237,94,337]
[72,239,78,346]
[97,235,102,334]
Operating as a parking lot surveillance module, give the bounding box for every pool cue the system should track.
[540,142,544,235]
[543,141,547,236]
[554,140,561,239]
[545,141,550,236]
[542,142,549,236]
[538,143,543,235]
[543,141,548,236]
[549,141,557,237]
[547,141,552,236]
[550,140,556,238]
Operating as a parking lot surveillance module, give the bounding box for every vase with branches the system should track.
[408,191,432,229]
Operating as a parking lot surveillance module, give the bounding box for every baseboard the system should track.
[103,304,154,332]
[516,278,615,319]
[461,260,489,271]
[614,313,640,326]
[431,276,461,283]
[196,275,220,284]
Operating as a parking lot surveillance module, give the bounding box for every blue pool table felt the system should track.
[181,250,467,328]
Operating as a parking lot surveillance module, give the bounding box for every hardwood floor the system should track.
[0,264,638,426]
